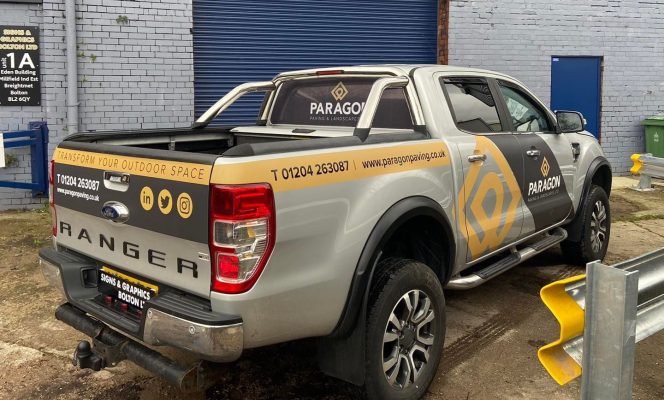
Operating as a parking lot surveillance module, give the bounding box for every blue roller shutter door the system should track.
[193,0,438,124]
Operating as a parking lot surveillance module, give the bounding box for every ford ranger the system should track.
[40,65,612,399]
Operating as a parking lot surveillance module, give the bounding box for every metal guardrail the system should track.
[538,248,664,399]
[630,153,664,191]
[0,121,49,196]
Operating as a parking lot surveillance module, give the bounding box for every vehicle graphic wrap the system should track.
[211,140,450,191]
[483,134,573,231]
[458,136,523,259]
[515,134,573,230]
[53,147,212,185]
[458,133,574,260]
[53,147,211,243]
[53,141,450,243]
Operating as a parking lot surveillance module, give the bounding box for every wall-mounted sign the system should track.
[0,26,40,106]
[0,133,5,168]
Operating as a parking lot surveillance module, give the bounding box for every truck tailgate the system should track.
[52,142,216,298]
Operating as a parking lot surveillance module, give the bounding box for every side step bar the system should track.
[446,227,568,290]
[56,303,221,392]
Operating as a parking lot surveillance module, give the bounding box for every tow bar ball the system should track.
[73,340,104,371]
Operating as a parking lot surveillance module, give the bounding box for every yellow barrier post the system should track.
[537,274,586,385]
[630,153,642,175]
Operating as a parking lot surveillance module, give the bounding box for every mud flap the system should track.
[317,308,367,386]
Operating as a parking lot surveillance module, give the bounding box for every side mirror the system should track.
[555,110,586,133]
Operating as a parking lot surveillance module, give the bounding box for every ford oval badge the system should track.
[101,201,129,223]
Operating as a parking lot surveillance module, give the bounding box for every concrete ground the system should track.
[0,176,663,399]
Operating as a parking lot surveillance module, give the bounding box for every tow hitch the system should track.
[73,340,111,371]
[56,303,221,391]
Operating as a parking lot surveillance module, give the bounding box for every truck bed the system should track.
[63,125,426,158]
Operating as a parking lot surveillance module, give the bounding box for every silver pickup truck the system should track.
[40,65,612,399]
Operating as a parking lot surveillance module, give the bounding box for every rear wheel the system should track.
[561,185,611,265]
[364,259,445,400]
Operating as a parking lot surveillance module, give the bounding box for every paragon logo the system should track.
[528,156,561,196]
[541,157,550,177]
[309,81,365,118]
[331,81,349,101]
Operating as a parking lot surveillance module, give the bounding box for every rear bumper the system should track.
[40,247,243,363]
[142,307,242,362]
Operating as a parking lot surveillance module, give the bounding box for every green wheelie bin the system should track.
[642,116,664,157]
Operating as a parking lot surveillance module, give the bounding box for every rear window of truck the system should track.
[270,77,412,129]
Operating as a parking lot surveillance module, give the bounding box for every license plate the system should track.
[98,266,159,310]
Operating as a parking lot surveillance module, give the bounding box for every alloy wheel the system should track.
[590,200,607,254]
[382,289,436,389]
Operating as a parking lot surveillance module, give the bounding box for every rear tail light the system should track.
[209,184,275,294]
[49,160,57,236]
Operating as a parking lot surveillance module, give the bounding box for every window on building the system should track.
[497,82,553,133]
[441,78,503,134]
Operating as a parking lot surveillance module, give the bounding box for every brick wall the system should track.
[42,0,195,140]
[447,0,664,173]
[74,0,194,132]
[0,0,194,210]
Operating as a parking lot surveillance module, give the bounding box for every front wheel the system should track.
[561,185,611,265]
[364,259,445,400]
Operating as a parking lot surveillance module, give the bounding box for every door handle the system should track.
[526,149,541,157]
[467,154,487,163]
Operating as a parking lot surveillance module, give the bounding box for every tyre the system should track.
[364,258,445,400]
[561,185,611,265]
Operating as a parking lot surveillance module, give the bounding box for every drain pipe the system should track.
[65,0,79,134]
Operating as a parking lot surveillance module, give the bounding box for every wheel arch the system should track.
[566,156,612,242]
[335,195,455,337]
[317,196,455,386]
[589,159,612,197]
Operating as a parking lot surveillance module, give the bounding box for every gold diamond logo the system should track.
[331,82,349,101]
[541,157,550,177]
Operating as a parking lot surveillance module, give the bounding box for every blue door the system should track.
[193,0,438,124]
[550,57,602,138]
